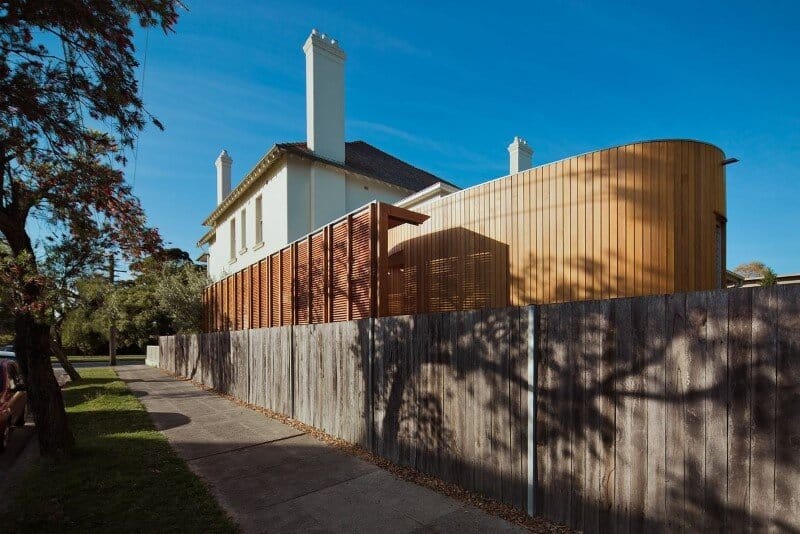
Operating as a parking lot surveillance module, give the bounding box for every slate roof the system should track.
[277,140,456,192]
[203,140,454,228]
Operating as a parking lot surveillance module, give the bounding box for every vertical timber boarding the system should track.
[386,140,727,315]
[527,305,536,516]
[534,286,799,533]
[161,285,799,532]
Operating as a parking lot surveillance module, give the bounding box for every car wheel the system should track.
[15,405,26,427]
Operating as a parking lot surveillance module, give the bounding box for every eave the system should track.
[197,227,216,248]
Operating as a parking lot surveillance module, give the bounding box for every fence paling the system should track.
[158,285,800,532]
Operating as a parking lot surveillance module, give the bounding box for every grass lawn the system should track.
[0,368,237,533]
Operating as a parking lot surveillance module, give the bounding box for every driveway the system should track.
[118,365,526,534]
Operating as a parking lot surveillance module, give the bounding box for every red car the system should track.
[0,359,27,452]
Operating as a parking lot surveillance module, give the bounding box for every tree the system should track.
[100,277,163,349]
[761,267,778,287]
[0,240,14,345]
[0,1,180,454]
[61,274,109,354]
[42,234,108,380]
[0,298,13,346]
[129,247,191,273]
[155,262,208,333]
[60,249,200,354]
[733,261,770,279]
[110,248,202,341]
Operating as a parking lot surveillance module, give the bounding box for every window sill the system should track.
[253,241,265,251]
[228,258,237,265]
[238,247,248,254]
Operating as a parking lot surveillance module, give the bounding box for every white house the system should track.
[198,29,458,281]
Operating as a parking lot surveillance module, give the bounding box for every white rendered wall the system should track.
[286,158,409,241]
[206,162,289,281]
[286,159,348,242]
[285,158,313,243]
[345,173,406,210]
[207,158,412,281]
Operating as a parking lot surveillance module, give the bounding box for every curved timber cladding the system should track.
[386,140,726,314]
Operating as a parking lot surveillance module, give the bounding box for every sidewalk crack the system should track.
[261,470,378,510]
[186,432,306,462]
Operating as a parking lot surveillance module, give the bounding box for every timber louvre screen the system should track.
[202,202,429,331]
[203,204,378,330]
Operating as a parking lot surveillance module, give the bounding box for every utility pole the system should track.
[108,254,117,366]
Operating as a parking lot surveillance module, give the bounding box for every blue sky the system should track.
[126,0,799,273]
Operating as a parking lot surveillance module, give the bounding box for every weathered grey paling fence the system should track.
[158,285,800,532]
[372,308,529,508]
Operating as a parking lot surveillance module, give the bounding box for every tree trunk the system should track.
[3,218,74,456]
[16,313,75,455]
[51,328,81,382]
[109,324,117,366]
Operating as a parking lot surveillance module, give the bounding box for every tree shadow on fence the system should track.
[368,231,800,533]
[371,305,529,508]
[160,285,800,533]
[532,285,800,532]
[385,227,511,316]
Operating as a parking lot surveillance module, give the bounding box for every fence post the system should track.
[290,324,295,419]
[527,305,537,516]
[368,317,375,452]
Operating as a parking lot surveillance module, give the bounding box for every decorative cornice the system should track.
[216,149,232,164]
[508,136,533,155]
[303,29,346,62]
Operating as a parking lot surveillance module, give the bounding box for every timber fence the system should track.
[158,285,800,532]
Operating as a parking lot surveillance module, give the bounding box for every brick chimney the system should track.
[303,29,346,163]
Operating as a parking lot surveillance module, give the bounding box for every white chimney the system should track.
[508,136,533,174]
[303,29,346,163]
[215,149,232,205]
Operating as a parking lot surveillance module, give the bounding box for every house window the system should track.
[240,208,247,251]
[229,219,236,261]
[255,195,263,244]
[715,213,726,289]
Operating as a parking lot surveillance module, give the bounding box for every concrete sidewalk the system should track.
[118,365,525,534]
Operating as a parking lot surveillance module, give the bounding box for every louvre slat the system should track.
[271,254,280,326]
[235,271,243,330]
[311,231,326,323]
[332,220,350,322]
[252,264,260,328]
[296,240,310,325]
[203,204,382,330]
[281,247,293,326]
[259,260,268,328]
